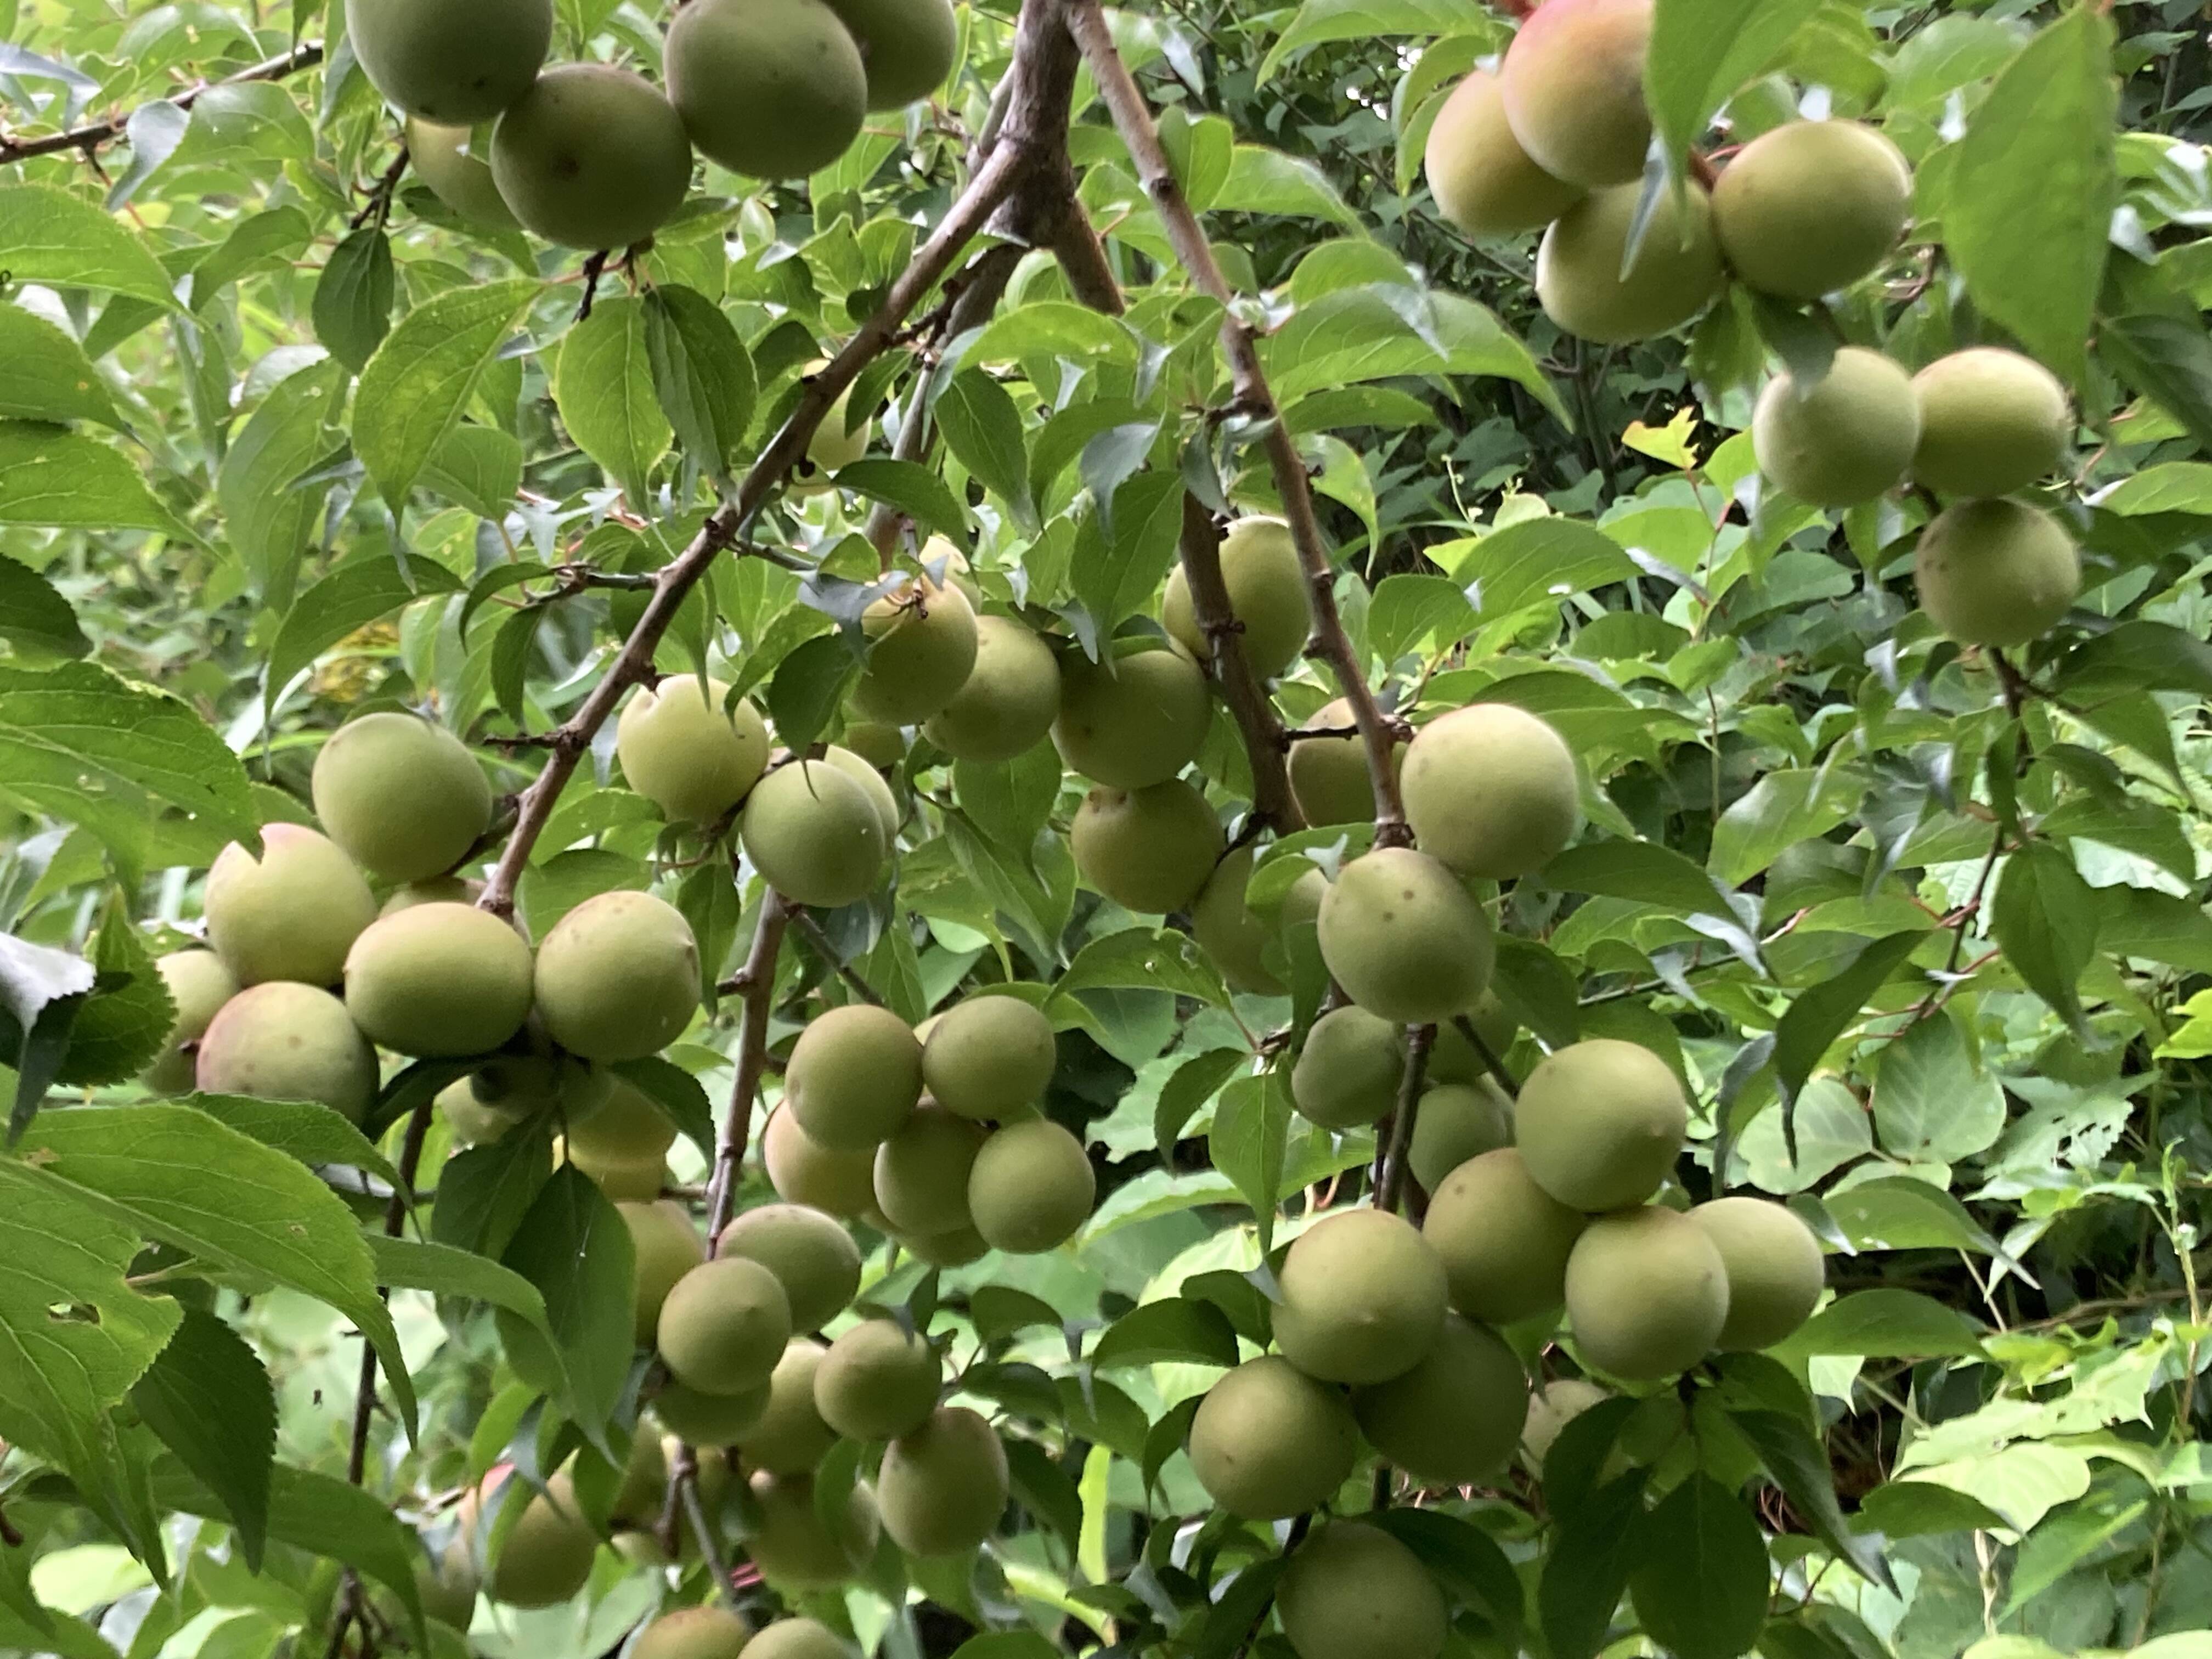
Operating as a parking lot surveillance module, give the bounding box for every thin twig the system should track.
[1452,1013,1517,1098]
[574,250,611,323]
[1375,1024,1434,1214]
[0,40,326,165]
[348,145,409,230]
[788,906,883,1005]
[706,893,792,1238]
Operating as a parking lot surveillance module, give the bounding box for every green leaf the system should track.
[189,207,312,311]
[312,228,396,371]
[1257,0,1482,80]
[1543,838,1736,917]
[55,893,174,1087]
[1628,1475,1770,1659]
[1735,1077,1870,1193]
[1943,7,2116,386]
[498,1165,634,1441]
[0,421,194,540]
[369,1235,555,1339]
[1850,1480,2008,1539]
[1646,0,1819,167]
[766,633,862,758]
[935,369,1034,527]
[554,296,670,505]
[129,1309,275,1570]
[0,932,92,1136]
[1056,928,1233,1006]
[954,742,1062,854]
[1090,1296,1239,1370]
[1771,930,1925,1119]
[1071,473,1184,635]
[265,554,464,713]
[0,554,88,658]
[2099,312,2212,458]
[1214,144,1361,230]
[831,456,970,543]
[0,183,176,308]
[1266,285,1562,418]
[1730,1408,1894,1593]
[1989,842,2098,1037]
[1460,517,1639,619]
[1369,1507,1523,1639]
[0,304,123,428]
[431,1119,554,1259]
[1773,1289,1983,1358]
[215,360,344,606]
[422,423,523,520]
[1870,1015,2005,1164]
[354,279,541,509]
[642,286,754,477]
[189,1093,404,1190]
[610,1056,715,1160]
[1540,1469,1647,1659]
[1709,769,1861,887]
[1207,1073,1292,1251]
[1154,1047,1244,1158]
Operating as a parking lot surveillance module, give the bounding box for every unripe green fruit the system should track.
[382,876,478,915]
[823,0,958,110]
[1423,69,1584,239]
[143,950,239,1093]
[464,1468,596,1609]
[1910,347,2073,498]
[1499,0,1652,187]
[1565,1205,1730,1380]
[1276,1521,1447,1659]
[923,995,1056,1120]
[617,677,771,825]
[1291,1006,1402,1130]
[1352,1314,1527,1487]
[568,1079,678,1164]
[607,1429,670,1525]
[1051,644,1212,789]
[922,616,1060,762]
[742,761,887,909]
[748,1618,851,1659]
[667,0,867,179]
[490,65,692,251]
[819,745,899,845]
[195,981,379,1122]
[1714,119,1911,300]
[416,1544,479,1629]
[633,1605,749,1659]
[896,1223,988,1266]
[814,1321,941,1441]
[1070,779,1223,916]
[1912,498,2080,647]
[1689,1195,1825,1350]
[407,119,518,228]
[785,1003,923,1151]
[1318,848,1494,1024]
[345,0,550,123]
[734,1339,838,1475]
[744,1471,878,1588]
[1521,1376,1608,1468]
[1752,347,1920,507]
[877,1405,1008,1558]
[624,1198,705,1344]
[840,721,904,768]
[657,1256,794,1395]
[439,1077,523,1147]
[1423,1148,1586,1325]
[1286,697,1401,827]
[1406,1079,1512,1194]
[205,823,377,988]
[474,1020,612,1118]
[872,1103,986,1238]
[1161,516,1312,680]
[1537,180,1723,343]
[342,903,533,1058]
[762,1107,878,1216]
[799,376,868,490]
[853,574,980,725]
[1191,845,1285,996]
[533,890,700,1062]
[717,1203,862,1332]
[1514,1038,1686,1211]
[1281,866,1327,938]
[1401,703,1578,879]
[1273,1207,1448,1384]
[653,1379,770,1446]
[1188,1356,1358,1520]
[968,1118,1094,1254]
[312,713,493,884]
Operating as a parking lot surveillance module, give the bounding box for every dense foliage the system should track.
[2,1,2210,1657]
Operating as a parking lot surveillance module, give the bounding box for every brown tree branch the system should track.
[706,892,792,1238]
[1375,1023,1433,1214]
[0,41,326,165]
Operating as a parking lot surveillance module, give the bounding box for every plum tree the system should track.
[1498,0,1652,186]
[665,0,867,179]
[1350,1314,1528,1487]
[1423,69,1584,239]
[342,902,534,1057]
[1713,120,1912,298]
[1286,697,1400,826]
[1537,180,1724,343]
[761,1106,879,1217]
[532,890,701,1061]
[1400,703,1578,878]
[1160,516,1313,679]
[204,824,377,989]
[814,1320,941,1440]
[1513,1039,1687,1211]
[921,614,1060,761]
[852,572,980,724]
[1751,347,1921,507]
[311,713,493,884]
[1423,1148,1588,1324]
[1317,847,1494,1024]
[967,1116,1094,1252]
[743,1471,879,1588]
[921,994,1057,1120]
[406,120,518,229]
[1910,347,2074,498]
[616,677,771,825]
[1188,1357,1359,1520]
[490,65,692,250]
[1051,643,1212,788]
[741,760,887,907]
[872,1103,987,1236]
[876,1405,1009,1556]
[143,950,239,1093]
[655,1256,794,1393]
[1270,1209,1448,1384]
[733,1339,838,1475]
[1069,779,1224,915]
[196,981,379,1120]
[783,1002,923,1150]
[1406,1078,1512,1193]
[716,1203,862,1332]
[1564,1206,1731,1380]
[1274,1521,1448,1659]
[822,0,958,109]
[1691,1196,1826,1349]
[1913,498,2081,646]
[344,0,550,123]
[1291,1006,1404,1129]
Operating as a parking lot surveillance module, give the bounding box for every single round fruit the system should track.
[1272,1207,1448,1384]
[800,372,868,489]
[623,1198,704,1344]
[923,995,1057,1120]
[744,1471,878,1588]
[717,1203,862,1333]
[922,615,1060,761]
[1499,0,1653,187]
[1514,1039,1686,1211]
[1406,1079,1512,1194]
[312,712,493,884]
[413,1544,479,1629]
[440,1077,523,1147]
[1291,1006,1402,1130]
[872,1104,986,1238]
[1910,347,2073,498]
[877,1406,1008,1558]
[1521,1376,1608,1467]
[1423,1148,1587,1325]
[762,1107,877,1216]
[1318,848,1494,1024]
[822,0,957,110]
[1192,845,1286,996]
[1537,181,1723,343]
[1912,498,2081,647]
[342,903,533,1058]
[1051,644,1212,789]
[1714,119,1911,299]
[532,890,700,1062]
[1286,697,1401,827]
[633,1605,750,1659]
[1565,1205,1730,1380]
[733,1339,838,1476]
[195,981,379,1121]
[821,744,900,843]
[1276,1522,1447,1659]
[1423,69,1584,239]
[785,1003,923,1151]
[814,1321,940,1441]
[653,1379,770,1446]
[204,824,376,988]
[1161,516,1313,680]
[666,0,868,179]
[1351,1314,1528,1487]
[568,1078,677,1161]
[407,119,518,228]
[968,1118,1095,1254]
[896,1223,988,1266]
[657,1257,794,1395]
[345,0,550,123]
[1689,1196,1825,1350]
[741,761,887,908]
[464,1468,595,1609]
[1401,703,1578,878]
[1188,1357,1359,1521]
[748,1620,849,1659]
[840,720,905,768]
[853,573,980,725]
[491,65,692,251]
[1070,780,1224,916]
[143,950,239,1093]
[617,677,771,825]
[1752,347,1921,507]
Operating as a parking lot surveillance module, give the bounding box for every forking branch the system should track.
[0,40,326,165]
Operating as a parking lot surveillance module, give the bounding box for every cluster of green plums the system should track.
[346,0,957,251]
